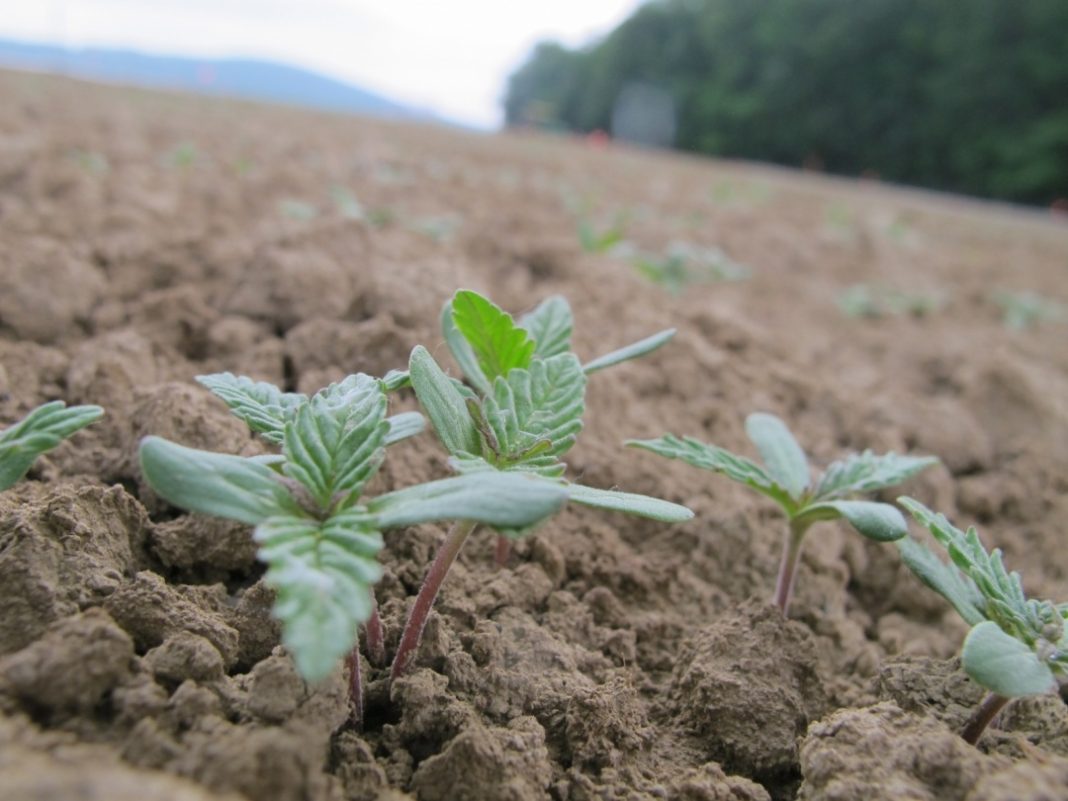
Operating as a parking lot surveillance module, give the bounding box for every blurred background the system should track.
[1,0,1065,207]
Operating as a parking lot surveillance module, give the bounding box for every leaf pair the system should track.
[0,401,104,491]
[897,498,1066,698]
[140,373,569,681]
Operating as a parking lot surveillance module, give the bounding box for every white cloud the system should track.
[0,0,642,127]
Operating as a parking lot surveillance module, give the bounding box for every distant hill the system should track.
[0,39,438,122]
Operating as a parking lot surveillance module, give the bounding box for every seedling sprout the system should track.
[629,414,937,614]
[897,498,1067,744]
[0,401,104,491]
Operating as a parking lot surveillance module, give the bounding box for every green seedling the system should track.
[278,199,319,221]
[0,401,104,491]
[990,290,1065,330]
[577,212,629,254]
[837,284,945,319]
[633,241,750,294]
[897,498,1067,744]
[393,290,692,681]
[629,414,937,614]
[139,373,567,724]
[331,185,365,220]
[411,214,462,243]
[163,141,199,169]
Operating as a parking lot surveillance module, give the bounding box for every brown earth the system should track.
[1,69,1067,801]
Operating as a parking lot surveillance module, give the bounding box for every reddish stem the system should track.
[346,641,363,728]
[962,692,1010,745]
[494,534,511,569]
[389,519,478,683]
[774,519,810,615]
[364,597,386,668]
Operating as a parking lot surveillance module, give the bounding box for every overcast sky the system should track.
[0,0,642,128]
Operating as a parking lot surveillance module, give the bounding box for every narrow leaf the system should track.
[627,434,796,512]
[745,413,810,499]
[450,290,536,383]
[0,401,104,490]
[583,328,675,374]
[961,621,1056,697]
[896,536,986,626]
[368,472,567,530]
[519,295,574,358]
[139,436,293,525]
[409,346,481,456]
[385,412,425,445]
[197,373,304,445]
[796,500,907,542]
[381,369,411,392]
[566,482,694,522]
[815,451,939,499]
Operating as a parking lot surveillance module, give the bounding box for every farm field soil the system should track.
[1,70,1067,801]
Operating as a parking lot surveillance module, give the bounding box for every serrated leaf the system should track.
[256,508,384,682]
[139,436,294,524]
[409,346,481,456]
[519,296,573,358]
[896,536,986,626]
[197,373,304,445]
[745,413,810,499]
[450,290,536,385]
[385,412,425,445]
[566,482,694,522]
[441,299,491,395]
[582,328,675,374]
[796,500,907,542]
[368,472,568,530]
[481,353,586,463]
[815,451,939,499]
[961,621,1056,697]
[627,434,796,512]
[0,401,104,490]
[283,374,388,509]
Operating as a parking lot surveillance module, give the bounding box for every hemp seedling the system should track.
[0,401,104,490]
[629,414,937,613]
[393,290,692,680]
[897,498,1067,744]
[139,373,567,721]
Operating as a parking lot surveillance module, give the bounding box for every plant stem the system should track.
[390,519,478,683]
[346,641,363,728]
[962,692,1010,745]
[364,597,385,668]
[774,518,811,615]
[494,534,511,568]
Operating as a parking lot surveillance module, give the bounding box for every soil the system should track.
[1,69,1067,801]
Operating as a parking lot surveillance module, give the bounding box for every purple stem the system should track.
[364,597,386,668]
[494,534,511,569]
[346,640,364,728]
[962,692,1010,745]
[774,518,810,615]
[389,519,478,683]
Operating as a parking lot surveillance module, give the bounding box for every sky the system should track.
[0,0,644,128]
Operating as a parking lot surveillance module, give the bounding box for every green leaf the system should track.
[409,346,481,456]
[519,295,573,358]
[282,375,388,509]
[481,353,586,463]
[627,434,796,511]
[0,401,104,490]
[745,413,810,499]
[382,369,411,392]
[197,373,304,445]
[961,621,1056,697]
[896,536,986,627]
[450,290,536,385]
[368,472,568,530]
[385,412,425,445]
[256,508,383,682]
[815,451,939,499]
[441,299,492,395]
[139,436,294,525]
[566,482,694,522]
[796,500,907,542]
[582,328,675,374]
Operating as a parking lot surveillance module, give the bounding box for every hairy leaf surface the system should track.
[582,328,675,374]
[256,508,383,682]
[139,436,294,524]
[283,375,388,509]
[0,401,104,490]
[961,621,1056,697]
[896,536,986,626]
[796,500,907,542]
[745,413,810,500]
[519,295,573,358]
[566,482,694,522]
[409,346,480,456]
[815,451,938,499]
[450,290,535,385]
[385,412,426,445]
[197,373,304,445]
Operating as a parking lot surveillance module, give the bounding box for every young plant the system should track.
[896,498,1067,744]
[139,373,568,722]
[0,401,104,491]
[632,241,750,294]
[577,212,629,254]
[628,414,937,614]
[395,289,693,681]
